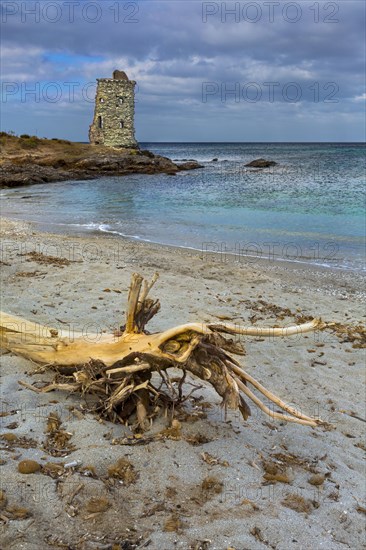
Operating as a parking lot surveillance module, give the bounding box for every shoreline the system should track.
[1,215,365,300]
[33,218,364,274]
[1,215,365,549]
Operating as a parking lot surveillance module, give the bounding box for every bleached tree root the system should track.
[0,272,326,430]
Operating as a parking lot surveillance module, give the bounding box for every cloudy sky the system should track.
[1,0,365,141]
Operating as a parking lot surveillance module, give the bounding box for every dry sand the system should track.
[0,217,365,550]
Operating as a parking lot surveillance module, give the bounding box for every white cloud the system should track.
[353,93,366,102]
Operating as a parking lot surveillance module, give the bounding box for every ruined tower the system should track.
[89,70,137,148]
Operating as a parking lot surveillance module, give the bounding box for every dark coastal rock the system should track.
[177,161,204,171]
[0,163,72,187]
[212,158,218,162]
[0,143,205,188]
[139,149,155,158]
[245,158,278,168]
[70,153,182,176]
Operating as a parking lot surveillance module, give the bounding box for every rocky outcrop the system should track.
[0,146,203,188]
[176,161,204,171]
[245,159,278,168]
[0,164,73,187]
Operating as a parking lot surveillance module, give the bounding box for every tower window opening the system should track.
[99,98,104,103]
[97,116,103,129]
[118,97,124,104]
[119,120,124,129]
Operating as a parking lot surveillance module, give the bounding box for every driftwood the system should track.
[0,273,325,430]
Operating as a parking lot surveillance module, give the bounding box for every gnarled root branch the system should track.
[0,272,326,430]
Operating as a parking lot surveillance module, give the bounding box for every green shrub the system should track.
[20,137,39,149]
[51,138,71,144]
[0,131,16,138]
[20,134,31,139]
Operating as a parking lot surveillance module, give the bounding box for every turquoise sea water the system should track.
[1,143,365,271]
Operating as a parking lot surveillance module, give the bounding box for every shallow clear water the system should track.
[1,143,365,271]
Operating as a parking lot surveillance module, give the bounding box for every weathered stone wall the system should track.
[89,74,137,148]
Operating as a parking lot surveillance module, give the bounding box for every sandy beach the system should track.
[0,216,365,550]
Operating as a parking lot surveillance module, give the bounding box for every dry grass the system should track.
[43,412,76,457]
[0,488,31,522]
[163,513,186,533]
[24,251,72,267]
[41,462,65,478]
[201,476,223,497]
[85,496,110,514]
[107,458,138,484]
[282,494,315,514]
[0,433,38,448]
[262,458,294,484]
[0,132,136,166]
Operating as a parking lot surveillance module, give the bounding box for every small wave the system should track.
[93,225,365,272]
[32,221,103,230]
[173,158,232,163]
[69,222,102,229]
[98,224,142,240]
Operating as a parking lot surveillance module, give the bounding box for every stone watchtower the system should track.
[89,70,137,148]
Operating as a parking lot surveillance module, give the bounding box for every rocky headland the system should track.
[0,133,203,188]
